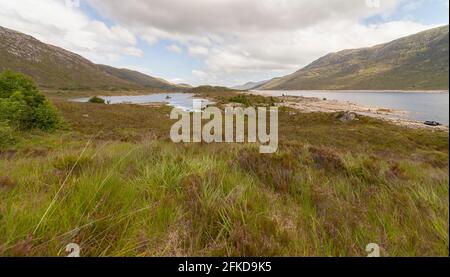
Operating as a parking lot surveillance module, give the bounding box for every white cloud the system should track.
[1,0,445,86]
[192,70,207,79]
[123,47,144,57]
[169,78,186,84]
[166,44,183,54]
[0,0,142,63]
[188,46,209,56]
[88,0,401,35]
[86,0,440,86]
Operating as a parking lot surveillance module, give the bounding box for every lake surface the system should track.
[253,90,449,125]
[72,91,449,125]
[73,93,210,112]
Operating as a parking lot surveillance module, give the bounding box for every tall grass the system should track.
[0,100,448,256]
[0,139,447,256]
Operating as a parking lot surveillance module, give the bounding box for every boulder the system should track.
[338,112,358,123]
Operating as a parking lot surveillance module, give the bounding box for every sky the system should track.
[0,0,448,86]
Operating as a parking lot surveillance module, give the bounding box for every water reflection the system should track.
[72,93,211,112]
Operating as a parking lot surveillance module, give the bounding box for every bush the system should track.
[0,121,16,150]
[229,95,252,107]
[229,94,278,107]
[88,96,106,104]
[0,71,61,131]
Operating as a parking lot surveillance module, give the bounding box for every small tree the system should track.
[0,71,61,131]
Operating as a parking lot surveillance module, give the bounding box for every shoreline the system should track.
[247,91,449,131]
[52,90,448,131]
[252,89,449,94]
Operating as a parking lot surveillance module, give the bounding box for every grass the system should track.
[0,95,448,257]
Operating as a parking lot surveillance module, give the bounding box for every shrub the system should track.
[229,95,252,107]
[309,147,346,172]
[0,121,16,150]
[236,149,298,193]
[88,96,106,104]
[229,94,278,107]
[0,71,61,131]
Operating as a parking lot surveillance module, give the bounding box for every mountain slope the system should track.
[232,80,271,90]
[0,26,180,91]
[97,65,180,90]
[259,25,449,90]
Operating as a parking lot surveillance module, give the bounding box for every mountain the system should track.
[252,77,283,89]
[97,65,179,90]
[176,83,193,89]
[0,26,181,91]
[259,25,449,91]
[232,80,271,90]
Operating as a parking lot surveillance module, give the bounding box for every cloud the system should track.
[123,47,144,57]
[166,44,183,54]
[169,78,186,84]
[0,0,444,86]
[86,0,441,86]
[0,0,142,63]
[188,45,209,56]
[88,0,401,35]
[192,70,207,79]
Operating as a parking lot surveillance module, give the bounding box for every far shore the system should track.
[251,89,449,94]
[43,88,448,131]
[247,90,449,131]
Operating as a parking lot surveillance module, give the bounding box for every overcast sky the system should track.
[0,0,448,86]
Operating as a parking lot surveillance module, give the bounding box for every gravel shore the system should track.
[248,92,449,131]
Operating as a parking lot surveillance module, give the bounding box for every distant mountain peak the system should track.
[232,79,272,90]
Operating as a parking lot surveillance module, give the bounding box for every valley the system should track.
[0,23,448,257]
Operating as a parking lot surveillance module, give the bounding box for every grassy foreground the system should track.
[0,95,448,256]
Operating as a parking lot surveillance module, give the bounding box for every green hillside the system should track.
[259,25,449,90]
[97,65,183,90]
[0,26,179,91]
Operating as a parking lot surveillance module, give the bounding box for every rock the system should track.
[338,112,357,123]
[424,121,441,126]
[82,114,89,118]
